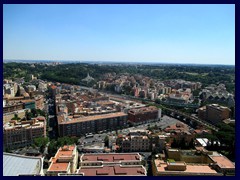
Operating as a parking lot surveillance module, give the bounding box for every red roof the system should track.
[47,145,76,172]
[79,165,146,176]
[51,85,57,89]
[81,153,141,162]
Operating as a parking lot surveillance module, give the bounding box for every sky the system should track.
[3,4,235,65]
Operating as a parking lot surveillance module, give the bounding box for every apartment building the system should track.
[3,117,46,149]
[198,104,231,124]
[3,102,24,113]
[206,104,231,124]
[198,106,207,120]
[128,106,160,125]
[58,112,128,137]
[121,135,150,152]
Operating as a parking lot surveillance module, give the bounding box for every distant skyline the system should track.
[3,4,235,65]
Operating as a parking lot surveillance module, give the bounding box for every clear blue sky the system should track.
[3,4,235,65]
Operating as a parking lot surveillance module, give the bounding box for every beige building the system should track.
[153,159,221,176]
[35,95,45,110]
[206,104,231,124]
[3,109,29,124]
[46,145,78,176]
[122,135,150,152]
[152,148,235,176]
[3,117,46,149]
[120,130,151,152]
[3,102,24,113]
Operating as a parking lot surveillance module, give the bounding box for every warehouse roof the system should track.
[3,153,43,176]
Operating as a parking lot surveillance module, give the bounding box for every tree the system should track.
[48,140,58,157]
[34,137,49,153]
[180,137,187,149]
[192,89,201,97]
[171,138,178,148]
[192,121,198,129]
[31,108,37,117]
[188,139,195,149]
[104,136,109,147]
[34,137,48,147]
[11,114,20,120]
[155,99,161,104]
[26,111,34,120]
[57,136,78,147]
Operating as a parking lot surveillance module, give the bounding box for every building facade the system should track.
[206,104,231,125]
[3,117,46,149]
[58,112,128,137]
[128,106,160,125]
[121,135,151,152]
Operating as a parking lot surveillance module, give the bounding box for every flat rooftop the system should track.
[48,163,69,172]
[4,120,45,130]
[47,145,76,172]
[97,101,115,105]
[59,112,127,124]
[3,153,43,176]
[128,106,158,114]
[81,153,141,162]
[210,156,235,169]
[78,165,146,176]
[154,160,218,175]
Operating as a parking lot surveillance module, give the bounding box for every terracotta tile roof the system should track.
[81,153,141,162]
[78,165,146,176]
[49,162,70,171]
[47,145,76,172]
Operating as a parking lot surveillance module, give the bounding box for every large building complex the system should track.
[78,153,146,176]
[3,153,44,176]
[58,112,128,137]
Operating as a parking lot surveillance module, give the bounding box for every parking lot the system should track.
[117,115,180,135]
[77,115,182,152]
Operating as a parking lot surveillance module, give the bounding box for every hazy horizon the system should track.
[3,58,235,66]
[4,4,235,65]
